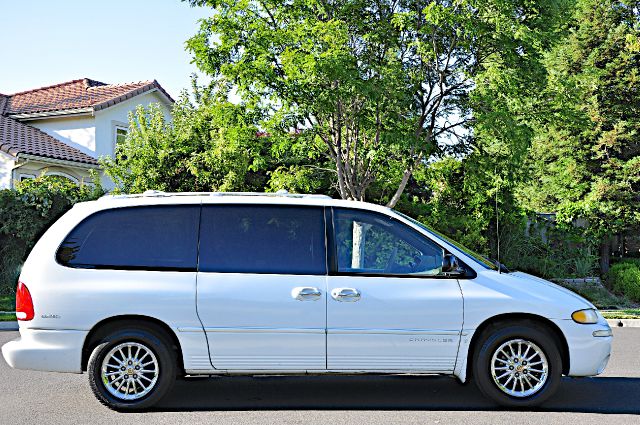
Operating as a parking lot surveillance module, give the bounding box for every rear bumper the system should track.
[1,328,87,373]
[552,319,612,377]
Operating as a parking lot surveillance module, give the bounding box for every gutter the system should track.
[9,107,94,121]
[17,153,101,169]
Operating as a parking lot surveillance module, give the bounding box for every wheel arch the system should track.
[81,315,184,374]
[465,313,570,379]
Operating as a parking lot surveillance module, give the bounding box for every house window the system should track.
[115,126,128,145]
[19,174,36,182]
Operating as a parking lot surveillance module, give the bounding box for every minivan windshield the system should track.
[393,211,499,271]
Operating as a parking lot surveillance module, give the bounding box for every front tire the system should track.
[88,326,176,411]
[473,323,562,407]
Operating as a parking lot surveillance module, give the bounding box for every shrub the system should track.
[499,219,598,279]
[0,175,103,294]
[608,260,640,302]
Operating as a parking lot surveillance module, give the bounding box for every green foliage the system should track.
[519,0,640,243]
[0,175,103,294]
[186,0,569,205]
[499,223,598,279]
[0,296,15,311]
[102,81,271,194]
[609,259,640,302]
[556,281,634,310]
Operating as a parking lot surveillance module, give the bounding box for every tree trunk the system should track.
[599,235,611,275]
[351,222,371,269]
[386,168,412,208]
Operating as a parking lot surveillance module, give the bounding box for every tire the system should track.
[472,323,562,407]
[88,326,177,411]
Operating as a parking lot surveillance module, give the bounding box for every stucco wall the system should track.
[28,115,96,158]
[0,150,17,189]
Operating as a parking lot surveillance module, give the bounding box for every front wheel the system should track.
[88,327,176,411]
[473,324,562,407]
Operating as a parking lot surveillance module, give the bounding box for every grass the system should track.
[0,295,16,321]
[601,309,640,319]
[0,313,16,322]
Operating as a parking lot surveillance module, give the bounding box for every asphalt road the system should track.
[1,329,639,425]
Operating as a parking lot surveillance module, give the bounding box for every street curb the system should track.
[606,319,640,328]
[0,322,18,331]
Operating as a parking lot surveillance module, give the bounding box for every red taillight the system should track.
[16,281,34,321]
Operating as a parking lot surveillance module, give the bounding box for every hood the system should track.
[509,271,596,309]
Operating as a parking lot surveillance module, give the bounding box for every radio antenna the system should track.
[495,173,501,274]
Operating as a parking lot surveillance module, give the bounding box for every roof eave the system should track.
[9,107,94,121]
[92,86,174,112]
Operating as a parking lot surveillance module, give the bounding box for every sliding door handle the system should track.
[291,287,322,301]
[331,288,361,302]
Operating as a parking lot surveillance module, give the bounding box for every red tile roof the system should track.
[0,114,98,165]
[4,78,174,116]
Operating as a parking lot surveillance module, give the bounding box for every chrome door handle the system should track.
[291,286,322,301]
[331,288,361,302]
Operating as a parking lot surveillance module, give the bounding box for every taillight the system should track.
[16,281,34,321]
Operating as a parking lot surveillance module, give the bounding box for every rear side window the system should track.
[199,205,326,275]
[57,205,200,271]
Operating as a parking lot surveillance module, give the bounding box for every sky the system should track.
[0,0,213,99]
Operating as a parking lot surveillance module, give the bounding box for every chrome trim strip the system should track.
[195,327,326,334]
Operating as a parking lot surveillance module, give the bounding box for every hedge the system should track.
[608,259,640,303]
[0,175,103,294]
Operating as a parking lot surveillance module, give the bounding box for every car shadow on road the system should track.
[154,374,640,414]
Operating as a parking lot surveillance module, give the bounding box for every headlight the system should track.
[572,308,599,324]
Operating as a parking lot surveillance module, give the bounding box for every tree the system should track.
[102,81,270,193]
[186,0,567,206]
[519,0,640,272]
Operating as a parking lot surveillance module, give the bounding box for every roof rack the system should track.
[100,189,332,200]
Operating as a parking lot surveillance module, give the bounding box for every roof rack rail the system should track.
[100,190,332,200]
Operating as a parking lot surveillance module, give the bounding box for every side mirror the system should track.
[442,253,463,275]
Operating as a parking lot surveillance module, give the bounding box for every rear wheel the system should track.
[88,327,176,411]
[473,324,562,407]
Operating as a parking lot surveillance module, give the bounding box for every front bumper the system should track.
[552,319,612,377]
[1,328,87,373]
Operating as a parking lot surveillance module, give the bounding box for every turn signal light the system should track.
[572,308,598,324]
[15,281,34,321]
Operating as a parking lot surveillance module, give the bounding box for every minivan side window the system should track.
[56,206,200,271]
[199,205,326,275]
[333,208,444,276]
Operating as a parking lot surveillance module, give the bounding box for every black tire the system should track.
[88,326,176,411]
[472,323,562,407]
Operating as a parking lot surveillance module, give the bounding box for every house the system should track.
[0,78,174,190]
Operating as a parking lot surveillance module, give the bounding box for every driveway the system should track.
[1,328,639,424]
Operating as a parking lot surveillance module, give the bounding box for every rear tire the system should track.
[88,326,176,411]
[473,323,562,407]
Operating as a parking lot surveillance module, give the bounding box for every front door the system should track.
[196,204,327,370]
[327,208,463,371]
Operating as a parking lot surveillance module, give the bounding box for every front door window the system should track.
[334,209,444,276]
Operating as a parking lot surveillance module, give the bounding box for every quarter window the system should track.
[333,208,444,276]
[56,206,200,270]
[199,205,326,275]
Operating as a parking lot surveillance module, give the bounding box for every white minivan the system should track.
[2,191,612,410]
